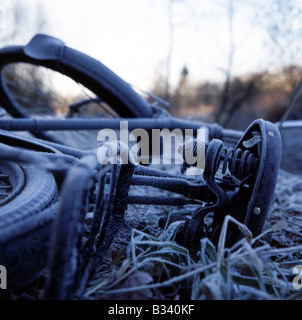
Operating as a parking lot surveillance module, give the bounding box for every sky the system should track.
[1,0,302,91]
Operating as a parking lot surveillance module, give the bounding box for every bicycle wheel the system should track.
[0,160,58,290]
[0,34,154,144]
[0,129,77,292]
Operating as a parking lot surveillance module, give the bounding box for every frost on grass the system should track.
[82,166,302,300]
[267,169,302,247]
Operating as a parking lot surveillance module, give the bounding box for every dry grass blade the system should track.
[217,215,253,269]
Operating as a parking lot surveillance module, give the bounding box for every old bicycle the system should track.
[0,34,282,299]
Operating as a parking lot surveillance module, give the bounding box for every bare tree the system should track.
[165,0,175,103]
[255,0,302,123]
[215,0,235,124]
[0,0,49,44]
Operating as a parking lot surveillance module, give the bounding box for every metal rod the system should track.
[0,118,242,144]
[130,175,215,202]
[127,195,202,205]
[134,164,196,181]
[0,118,203,131]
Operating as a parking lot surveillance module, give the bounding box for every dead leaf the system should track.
[118,271,154,300]
[271,220,287,231]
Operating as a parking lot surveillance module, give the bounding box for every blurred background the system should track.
[1,0,302,130]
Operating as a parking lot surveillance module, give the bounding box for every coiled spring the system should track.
[180,139,259,180]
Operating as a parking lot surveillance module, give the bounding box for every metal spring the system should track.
[180,139,259,179]
[215,144,259,179]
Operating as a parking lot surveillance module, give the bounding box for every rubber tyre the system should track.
[0,161,58,289]
[0,35,153,120]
